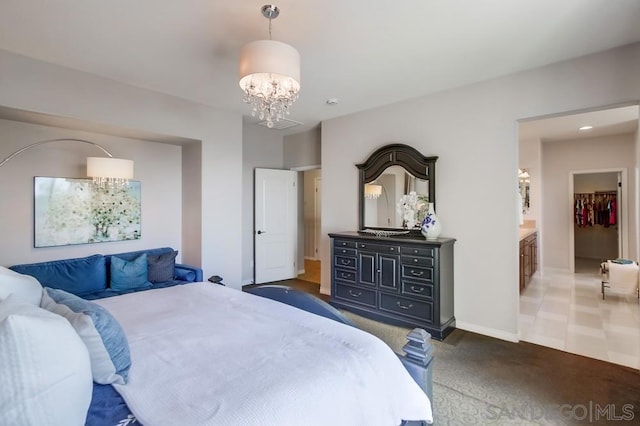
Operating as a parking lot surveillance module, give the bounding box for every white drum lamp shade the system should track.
[239,40,300,89]
[87,157,134,180]
[365,184,383,199]
[239,39,301,128]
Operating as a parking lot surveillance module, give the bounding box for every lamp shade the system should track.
[86,157,134,180]
[365,184,382,199]
[239,40,301,88]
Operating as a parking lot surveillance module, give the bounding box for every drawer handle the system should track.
[342,249,347,253]
[396,301,413,310]
[340,259,350,265]
[410,270,424,277]
[413,249,418,254]
[341,242,347,246]
[410,286,424,293]
[413,259,418,263]
[390,247,395,251]
[340,273,351,279]
[361,244,366,248]
[349,290,362,298]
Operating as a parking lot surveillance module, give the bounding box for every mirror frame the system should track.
[357,143,437,232]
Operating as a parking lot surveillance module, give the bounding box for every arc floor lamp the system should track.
[0,138,134,187]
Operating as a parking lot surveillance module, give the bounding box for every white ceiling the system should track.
[1,1,640,135]
[519,105,639,142]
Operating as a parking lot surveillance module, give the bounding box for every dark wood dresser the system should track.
[329,232,456,340]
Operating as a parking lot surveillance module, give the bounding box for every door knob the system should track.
[257,230,266,235]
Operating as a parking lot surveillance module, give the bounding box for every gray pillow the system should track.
[147,251,178,283]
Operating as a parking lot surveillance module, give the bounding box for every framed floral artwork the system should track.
[34,177,141,247]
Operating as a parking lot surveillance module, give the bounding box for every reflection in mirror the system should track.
[357,143,437,233]
[363,165,429,228]
[519,168,530,215]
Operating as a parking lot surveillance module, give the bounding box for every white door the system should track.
[254,168,298,284]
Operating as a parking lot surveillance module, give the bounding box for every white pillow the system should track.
[0,295,93,426]
[0,266,42,305]
[41,287,131,385]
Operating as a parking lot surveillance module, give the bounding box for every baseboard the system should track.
[455,321,519,343]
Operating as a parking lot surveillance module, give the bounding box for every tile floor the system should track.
[519,258,640,369]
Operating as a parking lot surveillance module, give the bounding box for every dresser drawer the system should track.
[334,247,357,257]
[334,255,356,269]
[334,284,376,308]
[357,242,400,255]
[401,255,435,268]
[379,293,434,323]
[401,246,435,258]
[401,265,433,282]
[401,280,434,300]
[334,240,357,249]
[334,268,356,283]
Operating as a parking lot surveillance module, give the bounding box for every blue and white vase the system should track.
[421,203,442,240]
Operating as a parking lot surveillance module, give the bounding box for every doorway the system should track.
[296,168,321,285]
[570,170,623,274]
[517,103,640,369]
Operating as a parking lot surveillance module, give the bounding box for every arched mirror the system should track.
[357,144,437,233]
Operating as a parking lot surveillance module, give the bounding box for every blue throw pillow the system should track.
[40,287,131,385]
[110,253,151,291]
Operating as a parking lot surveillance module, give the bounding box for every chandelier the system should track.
[239,5,300,128]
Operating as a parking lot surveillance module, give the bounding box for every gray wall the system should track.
[0,49,244,287]
[321,43,640,341]
[283,125,321,169]
[543,133,636,268]
[0,119,182,265]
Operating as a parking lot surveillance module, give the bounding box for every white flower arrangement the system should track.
[396,191,429,229]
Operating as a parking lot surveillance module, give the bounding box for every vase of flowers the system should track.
[397,192,429,229]
[421,203,442,240]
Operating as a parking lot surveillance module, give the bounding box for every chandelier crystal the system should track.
[239,5,300,128]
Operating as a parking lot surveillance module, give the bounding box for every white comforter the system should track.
[95,283,433,425]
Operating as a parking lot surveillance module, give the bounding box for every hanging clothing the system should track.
[574,192,616,228]
[609,198,617,225]
[575,198,583,227]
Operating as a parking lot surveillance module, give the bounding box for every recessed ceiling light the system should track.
[579,125,593,131]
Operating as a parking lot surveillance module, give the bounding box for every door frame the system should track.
[568,168,627,273]
[313,176,322,261]
[291,164,322,265]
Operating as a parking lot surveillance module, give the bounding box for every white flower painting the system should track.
[34,177,141,247]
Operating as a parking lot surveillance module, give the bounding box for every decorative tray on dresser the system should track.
[329,231,456,340]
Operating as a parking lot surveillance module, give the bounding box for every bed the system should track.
[2,276,434,425]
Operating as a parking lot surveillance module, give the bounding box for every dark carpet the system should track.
[267,279,640,425]
[344,310,640,426]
